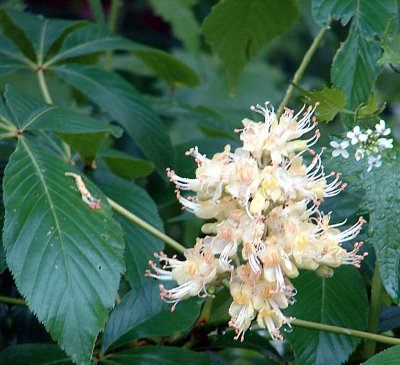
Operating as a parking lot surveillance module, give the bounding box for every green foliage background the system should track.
[0,0,400,364]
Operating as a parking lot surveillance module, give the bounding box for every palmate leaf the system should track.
[0,8,85,61]
[285,267,368,365]
[51,64,175,175]
[358,160,400,298]
[3,85,121,136]
[100,346,213,365]
[1,85,122,159]
[202,0,299,89]
[2,137,125,365]
[0,8,199,88]
[0,344,73,365]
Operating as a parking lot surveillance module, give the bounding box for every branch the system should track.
[277,26,329,117]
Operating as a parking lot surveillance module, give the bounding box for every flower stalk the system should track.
[107,198,185,254]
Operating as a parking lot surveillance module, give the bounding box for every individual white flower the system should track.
[375,120,391,136]
[347,126,368,145]
[367,155,382,172]
[377,138,393,150]
[355,148,365,161]
[330,140,349,158]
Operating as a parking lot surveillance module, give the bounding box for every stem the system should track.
[88,0,106,25]
[0,295,26,306]
[37,69,53,104]
[37,68,71,159]
[0,132,17,139]
[104,0,122,70]
[363,263,384,358]
[0,123,16,132]
[292,318,400,346]
[107,198,185,254]
[108,0,121,32]
[277,26,329,117]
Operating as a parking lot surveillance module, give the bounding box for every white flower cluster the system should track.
[147,103,366,341]
[330,120,393,172]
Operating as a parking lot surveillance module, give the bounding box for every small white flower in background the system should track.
[355,148,364,161]
[331,121,393,172]
[330,140,349,158]
[378,138,393,150]
[347,126,368,145]
[367,155,382,172]
[375,120,391,136]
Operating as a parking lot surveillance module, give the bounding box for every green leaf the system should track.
[101,283,162,352]
[149,0,201,54]
[206,331,281,362]
[0,148,8,274]
[91,171,163,289]
[331,24,381,109]
[0,344,73,365]
[286,267,368,365]
[131,49,200,88]
[3,137,125,365]
[103,290,201,351]
[202,0,299,89]
[2,85,122,160]
[51,64,175,175]
[60,132,109,162]
[311,0,398,37]
[379,37,400,66]
[358,161,400,298]
[3,85,122,136]
[46,24,138,65]
[1,8,85,61]
[98,148,154,180]
[358,93,379,116]
[306,86,346,122]
[0,35,32,75]
[101,346,213,365]
[361,345,400,364]
[45,24,199,88]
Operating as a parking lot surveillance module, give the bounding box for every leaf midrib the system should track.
[19,137,71,292]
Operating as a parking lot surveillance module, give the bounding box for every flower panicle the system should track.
[146,101,366,341]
